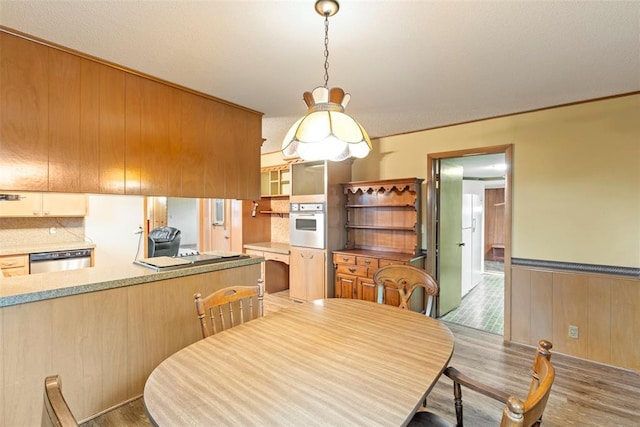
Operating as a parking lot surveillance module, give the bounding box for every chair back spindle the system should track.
[195,279,264,339]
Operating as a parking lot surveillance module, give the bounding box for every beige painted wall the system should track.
[261,95,640,267]
[350,94,640,268]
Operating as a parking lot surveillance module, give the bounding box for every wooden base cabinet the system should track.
[0,254,29,277]
[289,247,325,302]
[333,250,423,309]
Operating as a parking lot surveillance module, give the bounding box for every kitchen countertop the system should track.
[0,241,96,256]
[0,254,263,308]
[243,242,290,255]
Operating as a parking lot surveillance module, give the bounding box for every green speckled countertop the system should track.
[0,255,263,308]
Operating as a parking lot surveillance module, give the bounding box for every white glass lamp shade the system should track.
[282,87,372,162]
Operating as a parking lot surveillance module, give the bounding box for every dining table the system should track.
[143,298,455,426]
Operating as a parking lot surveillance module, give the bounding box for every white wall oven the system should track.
[289,202,325,249]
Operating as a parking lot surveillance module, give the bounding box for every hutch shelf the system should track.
[333,178,425,310]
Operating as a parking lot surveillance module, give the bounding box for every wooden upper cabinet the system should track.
[140,78,170,196]
[79,58,101,193]
[0,32,49,191]
[98,64,126,194]
[0,26,263,199]
[48,48,81,192]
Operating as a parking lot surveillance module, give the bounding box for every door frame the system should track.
[426,144,513,340]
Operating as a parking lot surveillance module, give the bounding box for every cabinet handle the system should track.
[309,254,314,259]
[364,260,371,265]
[348,267,356,273]
[342,257,349,262]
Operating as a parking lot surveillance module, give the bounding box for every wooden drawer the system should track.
[263,251,290,264]
[356,256,378,269]
[0,254,27,269]
[336,264,368,277]
[333,253,356,265]
[379,258,408,268]
[0,254,29,276]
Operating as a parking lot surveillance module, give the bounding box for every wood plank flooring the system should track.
[82,292,640,426]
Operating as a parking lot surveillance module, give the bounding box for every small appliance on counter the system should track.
[134,251,249,272]
[147,227,181,258]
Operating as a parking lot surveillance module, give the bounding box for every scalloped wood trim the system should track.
[343,177,424,195]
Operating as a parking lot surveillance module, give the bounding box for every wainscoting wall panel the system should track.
[511,265,639,371]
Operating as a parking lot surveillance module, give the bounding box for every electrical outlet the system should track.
[568,325,579,339]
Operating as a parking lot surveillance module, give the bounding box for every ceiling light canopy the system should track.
[282,0,371,162]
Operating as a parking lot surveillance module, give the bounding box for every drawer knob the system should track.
[348,267,356,273]
[342,257,349,262]
[364,260,371,265]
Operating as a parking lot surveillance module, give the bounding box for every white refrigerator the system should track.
[461,193,484,296]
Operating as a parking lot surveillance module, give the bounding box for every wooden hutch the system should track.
[332,177,425,310]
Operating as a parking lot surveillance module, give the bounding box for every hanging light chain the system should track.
[323,13,330,88]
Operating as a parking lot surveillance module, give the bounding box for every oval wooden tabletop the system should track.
[144,298,454,426]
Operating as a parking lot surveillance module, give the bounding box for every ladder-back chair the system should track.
[194,279,264,339]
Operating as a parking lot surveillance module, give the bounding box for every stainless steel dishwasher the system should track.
[29,249,92,274]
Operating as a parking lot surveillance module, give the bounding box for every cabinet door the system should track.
[0,254,28,276]
[290,247,325,301]
[49,48,82,192]
[41,193,88,216]
[335,273,356,299]
[0,193,41,217]
[357,276,378,303]
[382,284,401,307]
[0,33,49,190]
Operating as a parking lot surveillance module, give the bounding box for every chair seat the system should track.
[408,411,455,427]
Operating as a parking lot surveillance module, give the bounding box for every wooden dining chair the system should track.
[194,279,264,338]
[373,264,439,317]
[42,375,79,427]
[409,340,555,427]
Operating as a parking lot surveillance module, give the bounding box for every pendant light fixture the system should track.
[281,0,372,162]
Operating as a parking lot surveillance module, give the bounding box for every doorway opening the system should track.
[427,146,512,336]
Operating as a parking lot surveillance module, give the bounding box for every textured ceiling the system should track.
[1,1,639,154]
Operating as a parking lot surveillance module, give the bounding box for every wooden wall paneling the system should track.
[610,278,640,370]
[510,267,531,343]
[529,269,553,346]
[1,300,53,426]
[48,48,81,192]
[586,276,612,365]
[552,272,589,358]
[167,87,182,195]
[124,74,142,195]
[94,287,129,411]
[204,99,226,198]
[0,32,49,191]
[484,188,505,257]
[79,58,101,193]
[98,65,126,194]
[179,92,206,197]
[127,266,261,397]
[140,79,170,196]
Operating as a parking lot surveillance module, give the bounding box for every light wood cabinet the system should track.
[260,164,291,197]
[0,254,29,277]
[0,28,263,200]
[289,247,325,302]
[0,192,88,217]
